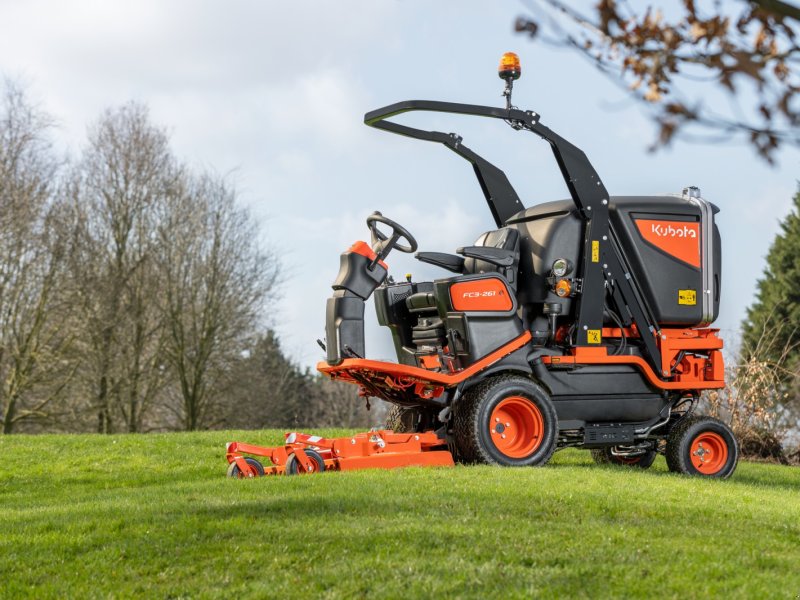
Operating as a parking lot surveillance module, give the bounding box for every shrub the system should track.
[702,325,796,463]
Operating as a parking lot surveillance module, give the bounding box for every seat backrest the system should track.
[462,227,520,288]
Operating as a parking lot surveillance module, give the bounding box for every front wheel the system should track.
[666,416,738,478]
[385,405,419,433]
[227,457,265,478]
[453,375,558,466]
[286,449,326,475]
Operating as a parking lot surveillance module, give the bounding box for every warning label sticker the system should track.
[678,289,697,305]
[587,329,602,344]
[591,240,599,263]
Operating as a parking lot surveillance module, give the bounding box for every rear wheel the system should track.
[286,449,326,475]
[591,447,657,469]
[453,375,558,466]
[666,415,738,478]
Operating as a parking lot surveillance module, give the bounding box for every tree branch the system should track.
[750,0,800,22]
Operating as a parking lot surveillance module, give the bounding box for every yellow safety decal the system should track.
[678,289,697,305]
[591,240,599,263]
[587,329,602,344]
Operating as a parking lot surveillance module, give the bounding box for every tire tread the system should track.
[453,374,557,466]
[385,405,418,433]
[666,415,738,478]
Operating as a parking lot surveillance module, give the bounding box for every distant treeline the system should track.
[0,82,376,434]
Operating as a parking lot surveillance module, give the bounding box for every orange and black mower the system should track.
[227,53,738,479]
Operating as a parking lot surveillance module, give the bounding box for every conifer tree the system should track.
[741,187,800,366]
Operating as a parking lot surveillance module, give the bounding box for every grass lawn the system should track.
[1,430,799,599]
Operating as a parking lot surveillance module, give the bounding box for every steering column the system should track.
[324,212,417,365]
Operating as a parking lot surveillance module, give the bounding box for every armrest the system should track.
[456,246,515,267]
[414,252,465,273]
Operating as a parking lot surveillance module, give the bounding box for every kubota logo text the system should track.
[635,219,701,268]
[650,223,697,238]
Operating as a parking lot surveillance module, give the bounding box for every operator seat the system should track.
[462,227,520,287]
[415,226,520,284]
[407,226,521,313]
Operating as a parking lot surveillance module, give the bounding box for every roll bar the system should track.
[364,100,610,226]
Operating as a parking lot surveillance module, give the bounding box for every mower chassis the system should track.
[226,92,731,479]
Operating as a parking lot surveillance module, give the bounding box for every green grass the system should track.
[1,431,798,599]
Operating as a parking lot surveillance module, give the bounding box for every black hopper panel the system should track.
[609,195,720,326]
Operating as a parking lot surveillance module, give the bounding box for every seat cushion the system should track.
[405,291,438,313]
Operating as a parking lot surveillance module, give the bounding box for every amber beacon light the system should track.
[498,52,521,80]
[498,52,521,109]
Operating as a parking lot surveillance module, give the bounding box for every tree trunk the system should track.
[2,397,16,434]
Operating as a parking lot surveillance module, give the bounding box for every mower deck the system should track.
[226,430,454,477]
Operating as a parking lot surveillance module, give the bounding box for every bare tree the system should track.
[516,1,799,162]
[157,174,279,430]
[308,376,385,429]
[0,82,74,433]
[0,92,286,434]
[68,103,177,433]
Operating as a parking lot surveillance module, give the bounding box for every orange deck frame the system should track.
[226,430,454,477]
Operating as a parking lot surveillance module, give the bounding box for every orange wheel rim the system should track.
[690,432,728,474]
[489,396,544,458]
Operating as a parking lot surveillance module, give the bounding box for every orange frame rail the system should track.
[543,328,724,390]
[317,330,532,392]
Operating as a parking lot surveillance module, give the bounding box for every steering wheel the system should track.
[366,212,419,258]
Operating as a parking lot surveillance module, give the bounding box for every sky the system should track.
[1,0,798,368]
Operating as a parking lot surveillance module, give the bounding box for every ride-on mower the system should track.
[227,53,738,479]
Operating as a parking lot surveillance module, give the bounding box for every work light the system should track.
[552,258,571,277]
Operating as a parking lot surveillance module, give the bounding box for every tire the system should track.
[227,457,265,478]
[666,415,738,478]
[286,449,326,475]
[385,405,419,433]
[452,374,558,466]
[591,447,657,469]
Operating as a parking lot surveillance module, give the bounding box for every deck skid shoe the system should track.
[226,430,454,477]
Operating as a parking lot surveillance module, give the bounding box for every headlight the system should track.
[552,258,571,277]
